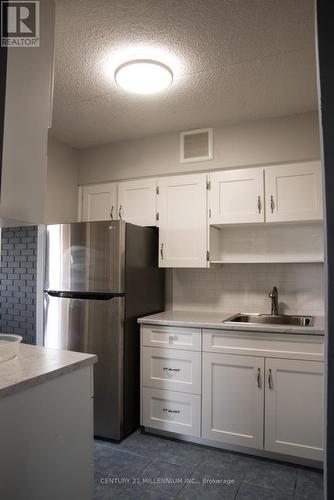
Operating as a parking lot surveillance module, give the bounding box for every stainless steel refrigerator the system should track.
[43,221,164,440]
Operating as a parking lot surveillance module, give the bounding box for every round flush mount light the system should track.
[114,59,173,95]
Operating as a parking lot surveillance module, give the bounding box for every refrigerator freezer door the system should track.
[44,293,125,440]
[44,221,125,293]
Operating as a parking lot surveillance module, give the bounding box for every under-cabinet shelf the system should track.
[209,222,324,265]
[210,259,324,265]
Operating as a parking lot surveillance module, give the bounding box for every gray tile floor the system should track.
[94,430,324,500]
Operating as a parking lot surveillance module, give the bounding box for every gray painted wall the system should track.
[46,136,79,224]
[0,1,54,225]
[78,111,320,184]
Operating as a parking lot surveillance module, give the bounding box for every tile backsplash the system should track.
[172,263,324,316]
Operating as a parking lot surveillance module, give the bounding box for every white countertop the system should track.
[0,344,97,399]
[138,310,325,336]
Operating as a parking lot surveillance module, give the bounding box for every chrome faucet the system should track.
[268,286,278,316]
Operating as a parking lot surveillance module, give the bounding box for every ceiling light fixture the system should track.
[114,59,173,95]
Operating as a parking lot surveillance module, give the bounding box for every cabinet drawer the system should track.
[143,387,201,437]
[142,325,201,351]
[142,347,201,394]
[203,329,324,361]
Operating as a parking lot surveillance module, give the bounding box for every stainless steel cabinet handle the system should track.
[270,195,275,213]
[160,243,164,259]
[257,196,262,214]
[268,369,273,389]
[110,206,114,220]
[163,408,180,414]
[118,205,122,219]
[257,368,261,388]
[163,367,181,372]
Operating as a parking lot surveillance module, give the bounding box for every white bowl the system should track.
[0,334,23,363]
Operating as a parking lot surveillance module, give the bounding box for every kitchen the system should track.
[0,1,332,499]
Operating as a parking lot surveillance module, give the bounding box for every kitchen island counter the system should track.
[0,343,96,399]
[0,343,96,500]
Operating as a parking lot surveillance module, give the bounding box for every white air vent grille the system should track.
[180,128,213,163]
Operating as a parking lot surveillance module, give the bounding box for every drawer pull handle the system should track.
[162,408,180,414]
[268,369,273,389]
[270,195,275,213]
[163,367,181,373]
[257,368,261,388]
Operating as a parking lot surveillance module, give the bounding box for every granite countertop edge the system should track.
[138,310,325,336]
[0,345,97,399]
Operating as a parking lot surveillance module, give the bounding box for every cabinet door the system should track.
[202,353,264,449]
[157,173,208,267]
[210,168,264,224]
[265,161,323,222]
[81,183,117,222]
[118,178,157,226]
[265,358,324,461]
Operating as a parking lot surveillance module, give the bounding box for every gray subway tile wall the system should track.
[172,264,325,316]
[0,226,37,344]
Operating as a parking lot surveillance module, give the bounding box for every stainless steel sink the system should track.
[224,313,313,327]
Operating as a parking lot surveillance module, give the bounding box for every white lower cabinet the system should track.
[264,358,324,461]
[143,387,201,437]
[202,353,264,449]
[141,326,202,438]
[202,352,324,460]
[140,324,324,463]
[143,347,201,394]
[142,325,201,351]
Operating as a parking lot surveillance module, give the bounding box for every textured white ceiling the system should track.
[51,0,317,148]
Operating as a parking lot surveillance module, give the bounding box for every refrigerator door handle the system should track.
[45,290,125,300]
[45,290,61,297]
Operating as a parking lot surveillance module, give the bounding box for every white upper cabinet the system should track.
[80,183,117,222]
[209,161,323,226]
[157,173,208,268]
[118,178,157,226]
[210,168,264,224]
[265,358,324,461]
[265,161,323,222]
